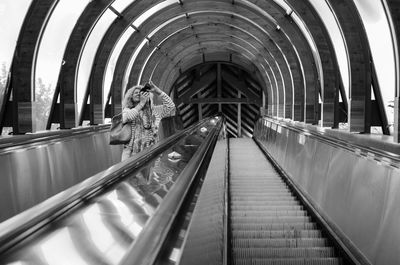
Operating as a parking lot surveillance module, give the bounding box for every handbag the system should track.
[109,113,131,145]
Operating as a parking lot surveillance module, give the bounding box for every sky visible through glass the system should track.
[35,0,90,131]
[0,0,32,114]
[104,27,135,109]
[352,0,395,126]
[77,9,117,120]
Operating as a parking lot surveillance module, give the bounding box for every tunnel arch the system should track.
[128,21,292,119]
[0,0,398,139]
[91,0,318,124]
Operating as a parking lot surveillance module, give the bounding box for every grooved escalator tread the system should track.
[232,230,323,239]
[229,138,342,265]
[232,201,301,206]
[232,205,304,211]
[232,238,328,248]
[233,247,336,258]
[232,222,319,231]
[233,258,342,265]
[232,216,312,224]
[232,210,308,217]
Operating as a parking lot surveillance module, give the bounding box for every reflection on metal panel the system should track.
[0,123,214,265]
[0,131,122,223]
[254,117,400,265]
[0,154,16,221]
[179,139,228,265]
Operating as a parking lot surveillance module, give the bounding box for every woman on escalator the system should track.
[121,80,175,161]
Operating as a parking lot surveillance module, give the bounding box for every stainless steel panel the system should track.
[0,154,17,221]
[93,133,122,166]
[281,128,303,179]
[331,155,390,258]
[372,168,400,264]
[46,141,82,191]
[0,131,122,223]
[307,140,332,204]
[274,125,289,165]
[296,137,317,192]
[323,148,358,228]
[9,145,53,213]
[179,139,227,265]
[70,136,100,180]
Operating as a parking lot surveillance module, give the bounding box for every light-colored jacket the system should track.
[122,91,175,154]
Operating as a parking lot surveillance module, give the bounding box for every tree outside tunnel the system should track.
[0,63,11,136]
[34,78,54,132]
[0,65,54,135]
[0,63,6,108]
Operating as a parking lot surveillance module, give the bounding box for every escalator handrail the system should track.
[0,124,110,151]
[119,117,224,265]
[0,118,214,255]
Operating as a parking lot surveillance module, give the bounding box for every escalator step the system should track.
[231,210,307,217]
[231,181,285,185]
[232,205,304,211]
[232,238,327,248]
[232,194,294,198]
[233,247,336,258]
[231,186,289,189]
[231,185,287,189]
[232,222,318,231]
[230,190,291,194]
[232,216,311,224]
[232,230,322,239]
[231,190,290,194]
[232,201,301,206]
[232,180,283,184]
[231,190,293,194]
[230,178,284,181]
[231,196,296,201]
[233,258,342,265]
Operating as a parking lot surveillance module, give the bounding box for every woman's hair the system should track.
[122,85,143,109]
[122,85,154,109]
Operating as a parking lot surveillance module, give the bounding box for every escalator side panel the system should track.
[254,118,400,265]
[179,139,228,265]
[0,130,122,223]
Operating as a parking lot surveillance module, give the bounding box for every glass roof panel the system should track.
[0,0,32,114]
[104,27,135,108]
[35,0,90,131]
[308,0,350,102]
[77,9,117,120]
[353,0,395,128]
[112,0,135,13]
[123,39,147,89]
[132,0,177,28]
